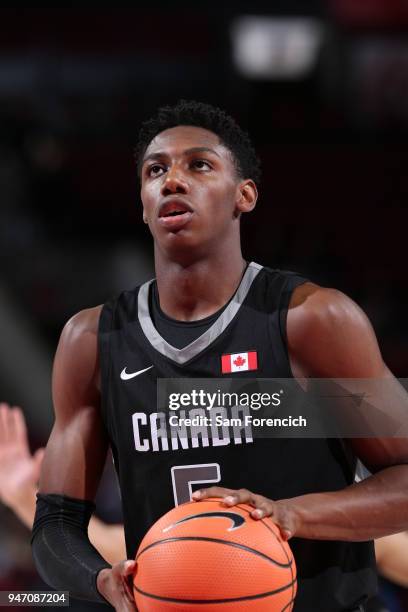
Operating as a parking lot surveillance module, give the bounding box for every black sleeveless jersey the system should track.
[99,262,377,611]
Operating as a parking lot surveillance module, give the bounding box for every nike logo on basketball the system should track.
[163,511,245,533]
[120,365,154,380]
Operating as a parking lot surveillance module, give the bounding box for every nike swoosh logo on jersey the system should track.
[120,365,154,380]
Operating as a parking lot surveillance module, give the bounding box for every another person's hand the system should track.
[97,560,138,611]
[0,402,44,521]
[193,486,300,540]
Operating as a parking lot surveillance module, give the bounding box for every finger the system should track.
[7,407,19,446]
[122,560,137,578]
[270,505,295,540]
[280,528,293,541]
[7,407,24,448]
[270,521,293,541]
[113,560,133,578]
[11,407,29,450]
[110,561,136,607]
[123,600,137,612]
[113,560,136,580]
[118,593,137,612]
[192,486,233,501]
[0,403,11,444]
[123,561,137,602]
[251,495,274,519]
[224,488,258,507]
[123,579,135,606]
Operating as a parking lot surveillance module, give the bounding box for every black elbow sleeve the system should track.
[31,493,112,605]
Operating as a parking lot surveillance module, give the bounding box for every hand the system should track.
[97,560,138,611]
[192,486,300,540]
[0,403,44,509]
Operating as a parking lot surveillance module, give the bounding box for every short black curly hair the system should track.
[135,100,261,184]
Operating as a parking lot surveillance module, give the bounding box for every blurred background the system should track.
[0,1,407,610]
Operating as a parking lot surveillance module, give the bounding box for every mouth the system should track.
[158,200,193,218]
[158,199,194,231]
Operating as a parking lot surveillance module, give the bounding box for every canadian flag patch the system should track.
[221,351,258,374]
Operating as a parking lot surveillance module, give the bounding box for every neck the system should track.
[154,243,247,321]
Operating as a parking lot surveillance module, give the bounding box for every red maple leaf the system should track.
[233,355,246,367]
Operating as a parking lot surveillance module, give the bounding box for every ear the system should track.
[234,180,258,216]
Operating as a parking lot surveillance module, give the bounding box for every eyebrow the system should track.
[142,146,221,164]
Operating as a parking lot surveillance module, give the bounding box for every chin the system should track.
[159,232,210,262]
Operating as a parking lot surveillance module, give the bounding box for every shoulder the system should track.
[54,306,103,397]
[61,305,103,343]
[287,283,385,377]
[288,282,369,331]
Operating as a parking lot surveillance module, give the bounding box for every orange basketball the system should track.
[133,498,297,611]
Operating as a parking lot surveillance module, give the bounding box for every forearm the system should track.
[288,464,408,541]
[31,493,111,604]
[2,484,37,529]
[3,483,126,569]
[89,518,126,565]
[375,532,408,587]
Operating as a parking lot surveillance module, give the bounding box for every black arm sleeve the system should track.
[31,493,112,605]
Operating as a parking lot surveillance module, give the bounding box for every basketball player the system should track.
[31,101,408,611]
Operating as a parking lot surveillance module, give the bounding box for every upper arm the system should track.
[287,284,386,378]
[39,305,109,500]
[287,284,408,471]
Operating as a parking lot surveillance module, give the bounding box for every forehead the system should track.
[144,125,227,159]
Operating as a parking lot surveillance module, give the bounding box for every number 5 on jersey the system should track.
[171,463,221,506]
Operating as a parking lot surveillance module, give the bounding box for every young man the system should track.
[31,101,408,612]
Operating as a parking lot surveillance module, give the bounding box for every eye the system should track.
[147,164,165,177]
[191,159,212,171]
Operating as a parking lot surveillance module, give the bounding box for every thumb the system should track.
[280,528,293,541]
[123,560,137,578]
[122,561,137,603]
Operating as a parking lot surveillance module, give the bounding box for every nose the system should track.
[161,166,188,196]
